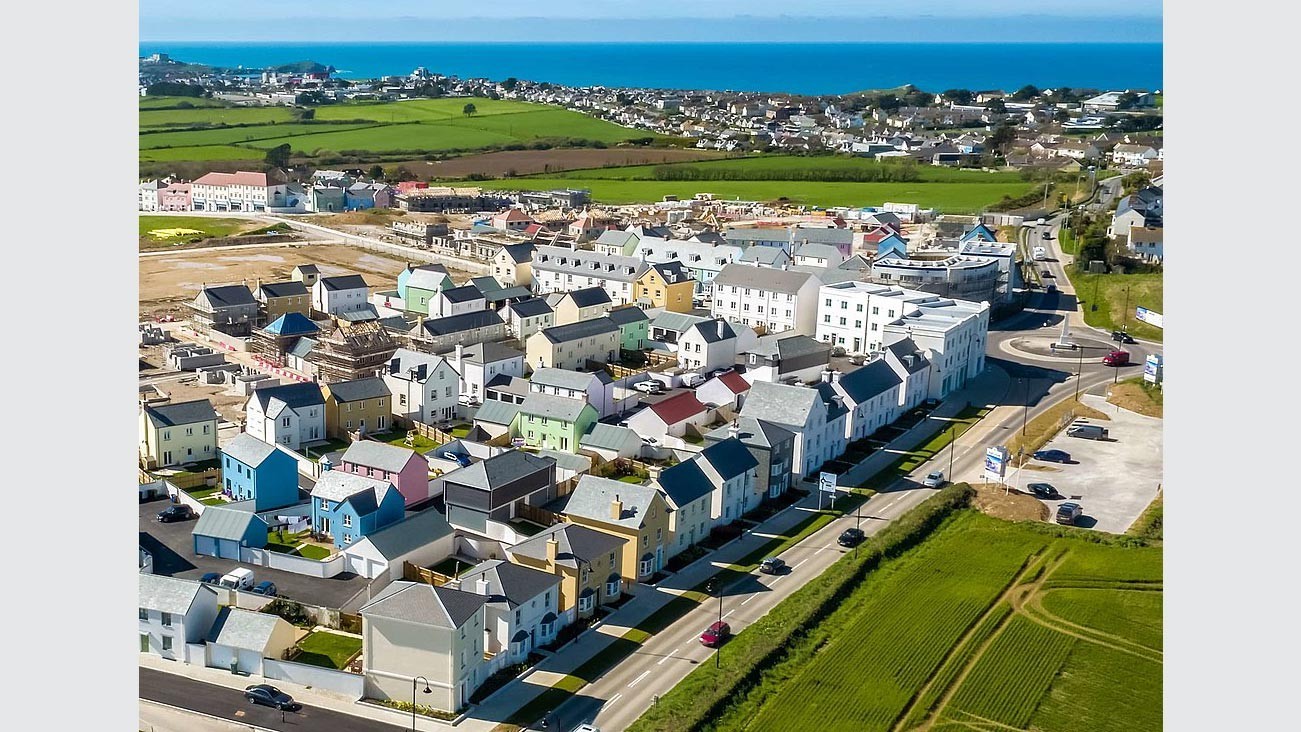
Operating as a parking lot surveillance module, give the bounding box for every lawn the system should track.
[296,544,333,561]
[534,154,1027,184]
[139,145,265,162]
[1107,376,1163,417]
[1059,227,1079,255]
[1068,270,1164,342]
[374,430,441,454]
[294,631,363,670]
[471,178,1034,213]
[249,121,520,154]
[139,105,296,128]
[139,122,379,149]
[139,215,260,240]
[140,95,231,109]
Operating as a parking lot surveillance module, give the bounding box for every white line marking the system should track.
[602,693,623,710]
[741,596,755,605]
[657,647,680,665]
[791,559,808,571]
[724,609,736,618]
[815,545,828,554]
[627,671,650,688]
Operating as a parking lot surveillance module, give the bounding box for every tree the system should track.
[1012,85,1041,101]
[941,88,974,105]
[987,124,1016,156]
[367,164,385,180]
[1115,91,1139,110]
[463,102,477,116]
[985,98,1007,114]
[264,143,292,170]
[291,107,315,121]
[502,77,519,91]
[393,166,416,182]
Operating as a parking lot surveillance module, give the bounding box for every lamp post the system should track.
[707,578,723,669]
[1074,344,1086,401]
[411,676,432,732]
[947,423,955,480]
[1022,378,1030,436]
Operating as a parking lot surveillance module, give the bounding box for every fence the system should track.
[241,546,348,578]
[156,468,220,491]
[263,658,365,698]
[169,485,208,516]
[266,216,491,276]
[404,561,456,587]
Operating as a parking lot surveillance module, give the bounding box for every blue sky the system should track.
[140,1,1162,42]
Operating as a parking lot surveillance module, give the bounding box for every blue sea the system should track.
[138,42,1162,96]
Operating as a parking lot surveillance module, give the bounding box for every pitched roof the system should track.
[579,423,643,453]
[249,382,325,412]
[484,285,533,304]
[192,500,266,541]
[206,606,286,651]
[357,507,455,560]
[538,317,619,344]
[320,274,368,291]
[507,522,626,569]
[342,440,420,473]
[418,310,504,336]
[197,284,256,309]
[657,459,714,508]
[699,437,759,480]
[684,319,737,344]
[454,341,524,365]
[711,263,816,294]
[458,559,559,609]
[520,393,595,422]
[386,348,448,380]
[258,281,309,299]
[262,312,319,337]
[716,370,751,394]
[406,267,451,292]
[441,285,485,304]
[648,260,692,282]
[286,336,316,359]
[704,416,795,448]
[444,450,553,492]
[143,399,217,428]
[531,367,610,392]
[361,581,486,628]
[564,287,613,308]
[606,305,649,326]
[310,470,396,504]
[325,376,390,403]
[139,574,214,615]
[473,399,522,426]
[498,243,536,264]
[740,380,826,428]
[748,333,829,363]
[509,298,553,318]
[739,246,788,266]
[470,276,505,294]
[649,391,707,425]
[193,171,273,187]
[649,311,708,334]
[220,433,281,468]
[550,475,659,530]
[886,338,931,373]
[835,360,903,403]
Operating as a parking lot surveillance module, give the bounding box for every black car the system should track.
[838,528,865,547]
[1041,269,1054,278]
[245,684,299,711]
[156,505,195,523]
[251,581,278,597]
[759,557,787,575]
[1027,483,1060,499]
[1046,283,1058,293]
[1111,330,1136,344]
[1033,449,1071,464]
[200,572,222,585]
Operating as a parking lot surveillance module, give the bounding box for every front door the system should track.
[319,517,331,535]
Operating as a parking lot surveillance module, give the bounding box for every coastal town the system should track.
[139,52,1164,732]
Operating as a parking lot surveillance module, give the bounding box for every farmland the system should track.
[632,510,1162,732]
[138,97,662,167]
[522,154,1028,183]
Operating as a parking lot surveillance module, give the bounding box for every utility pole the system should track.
[1022,378,1029,436]
[1122,286,1132,331]
[1074,345,1086,401]
[947,423,955,480]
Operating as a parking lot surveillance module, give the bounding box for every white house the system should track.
[457,560,563,667]
[447,342,525,403]
[831,360,904,442]
[814,281,936,356]
[433,285,488,319]
[243,382,326,450]
[881,338,933,412]
[624,391,711,439]
[190,171,289,212]
[530,245,648,305]
[710,264,821,336]
[677,318,754,374]
[341,508,457,580]
[882,297,989,400]
[504,298,555,340]
[1111,143,1160,168]
[383,349,460,426]
[139,180,162,211]
[737,380,848,478]
[205,607,298,676]
[312,274,371,317]
[696,437,762,524]
[139,575,220,662]
[529,367,617,418]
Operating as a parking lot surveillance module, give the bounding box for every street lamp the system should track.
[707,578,723,669]
[1020,378,1029,436]
[411,675,432,732]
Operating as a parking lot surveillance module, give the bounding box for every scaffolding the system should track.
[306,321,399,384]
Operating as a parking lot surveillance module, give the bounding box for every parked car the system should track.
[759,557,787,575]
[1033,449,1071,463]
[250,581,278,597]
[633,380,661,394]
[1067,423,1109,440]
[1027,482,1060,499]
[1102,350,1130,366]
[1041,231,1053,240]
[1032,246,1047,260]
[1055,501,1083,526]
[1041,269,1053,278]
[1111,330,1136,344]
[922,470,945,488]
[1046,283,1058,294]
[441,451,472,467]
[682,373,705,388]
[700,621,731,647]
[244,684,299,711]
[707,368,731,379]
[200,572,222,585]
[219,567,256,591]
[457,394,480,406]
[156,505,195,523]
[641,436,658,446]
[838,528,865,547]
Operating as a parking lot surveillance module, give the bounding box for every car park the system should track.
[759,557,787,575]
[1027,482,1060,499]
[1067,423,1109,440]
[251,581,278,597]
[838,528,865,547]
[1033,449,1071,463]
[922,470,945,488]
[1055,502,1083,526]
[156,505,195,523]
[700,621,731,647]
[244,684,299,711]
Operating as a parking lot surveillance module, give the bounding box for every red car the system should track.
[700,621,731,647]
[1102,350,1130,366]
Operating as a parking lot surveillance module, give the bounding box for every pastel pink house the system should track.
[158,183,192,211]
[339,441,430,507]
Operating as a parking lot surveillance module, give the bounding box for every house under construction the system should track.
[305,320,399,384]
[250,312,321,367]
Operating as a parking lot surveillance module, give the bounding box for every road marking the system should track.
[627,671,650,688]
[657,647,680,665]
[815,545,828,554]
[790,559,808,571]
[602,693,623,710]
[741,596,754,605]
[724,609,736,618]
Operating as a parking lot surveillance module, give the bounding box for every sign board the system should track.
[818,472,838,494]
[1135,307,1164,329]
[1144,353,1164,384]
[511,437,526,448]
[984,446,1009,482]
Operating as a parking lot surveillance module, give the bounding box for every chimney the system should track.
[717,319,725,339]
[455,343,464,365]
[728,420,740,440]
[821,369,833,383]
[831,371,842,384]
[611,495,624,521]
[545,537,559,564]
[475,577,490,596]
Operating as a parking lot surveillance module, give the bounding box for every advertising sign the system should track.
[984,446,1009,482]
[1144,353,1164,384]
[1135,307,1164,329]
[819,472,838,494]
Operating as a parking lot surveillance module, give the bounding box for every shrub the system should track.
[262,598,312,628]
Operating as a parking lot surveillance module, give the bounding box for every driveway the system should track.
[139,497,368,608]
[1013,394,1162,533]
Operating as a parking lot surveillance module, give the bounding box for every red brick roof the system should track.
[192,171,271,187]
[717,370,751,394]
[650,391,706,425]
[495,209,532,222]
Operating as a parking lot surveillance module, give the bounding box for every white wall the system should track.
[264,658,366,698]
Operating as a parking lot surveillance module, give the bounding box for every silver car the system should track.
[922,471,945,488]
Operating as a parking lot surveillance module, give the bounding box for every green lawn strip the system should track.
[140,215,259,239]
[184,485,220,499]
[294,631,362,670]
[296,544,333,560]
[1127,494,1163,541]
[1063,269,1164,342]
[534,155,1025,184]
[1059,227,1079,256]
[498,675,585,728]
[373,430,441,453]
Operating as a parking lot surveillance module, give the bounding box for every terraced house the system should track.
[631,236,744,295]
[505,523,626,624]
[636,260,696,313]
[190,170,288,212]
[525,317,620,371]
[710,263,822,335]
[549,476,671,586]
[530,245,648,305]
[321,376,391,440]
[516,393,599,452]
[139,399,218,469]
[310,471,405,549]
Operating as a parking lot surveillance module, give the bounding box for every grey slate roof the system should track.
[711,263,815,294]
[789,227,853,246]
[337,304,380,322]
[458,559,559,609]
[287,337,316,359]
[207,606,285,651]
[656,459,714,508]
[441,285,485,304]
[538,317,619,344]
[519,393,593,422]
[250,382,325,412]
[358,507,454,560]
[144,399,217,429]
[550,475,659,530]
[649,311,707,334]
[739,246,788,266]
[320,274,369,291]
[387,348,448,379]
[536,450,591,473]
[361,581,486,628]
[507,522,626,569]
[418,310,504,336]
[793,242,846,262]
[311,470,396,503]
[192,501,265,541]
[531,367,610,392]
[445,450,553,492]
[406,266,451,292]
[835,360,903,403]
[685,319,736,344]
[887,338,931,373]
[198,284,257,308]
[579,424,643,454]
[509,298,553,318]
[454,341,524,365]
[342,440,419,473]
[564,287,613,308]
[704,416,795,449]
[650,260,692,282]
[473,399,522,426]
[470,276,504,294]
[499,243,535,264]
[326,376,390,403]
[485,285,533,304]
[699,437,759,480]
[748,333,829,362]
[606,306,649,326]
[139,574,214,615]
[740,380,826,428]
[258,281,308,299]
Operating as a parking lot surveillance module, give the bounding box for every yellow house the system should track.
[553,287,613,326]
[552,476,671,590]
[139,399,219,469]
[636,261,695,313]
[505,523,626,624]
[321,376,393,441]
[255,280,311,324]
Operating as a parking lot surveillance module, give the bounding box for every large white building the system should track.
[312,274,371,317]
[190,171,289,212]
[631,236,745,295]
[814,282,939,356]
[530,245,648,305]
[710,264,822,335]
[883,298,990,400]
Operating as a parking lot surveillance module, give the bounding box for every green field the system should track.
[139,95,230,109]
[472,177,1032,213]
[139,215,259,239]
[532,154,1027,183]
[636,511,1162,732]
[1069,270,1164,342]
[139,97,659,165]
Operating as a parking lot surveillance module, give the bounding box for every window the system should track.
[140,634,150,653]
[824,298,831,307]
[161,636,173,652]
[344,534,352,544]
[872,306,879,315]
[160,612,172,627]
[138,608,148,621]
[343,514,353,528]
[855,320,862,328]
[871,323,878,331]
[282,417,290,427]
[840,301,848,310]
[839,317,847,326]
[609,551,617,565]
[162,431,170,442]
[515,609,521,625]
[545,591,552,606]
[823,315,831,323]
[856,303,864,312]
[399,394,407,406]
[607,579,621,596]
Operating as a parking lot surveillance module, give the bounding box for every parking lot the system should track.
[1017,394,1163,533]
[139,496,369,608]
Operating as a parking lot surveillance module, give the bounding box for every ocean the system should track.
[138,42,1163,96]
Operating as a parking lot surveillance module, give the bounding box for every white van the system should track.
[219,567,256,591]
[1032,247,1047,261]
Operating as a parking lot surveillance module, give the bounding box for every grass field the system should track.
[139,98,660,165]
[1069,271,1164,342]
[139,96,230,109]
[139,215,260,239]
[1107,376,1164,417]
[528,154,1028,184]
[471,177,1033,212]
[663,511,1162,732]
[294,631,362,670]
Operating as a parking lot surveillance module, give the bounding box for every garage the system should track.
[206,607,299,677]
[191,503,269,560]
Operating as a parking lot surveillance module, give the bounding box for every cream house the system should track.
[139,399,219,469]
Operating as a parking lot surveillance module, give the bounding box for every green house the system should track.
[397,264,454,315]
[607,305,650,352]
[515,394,598,453]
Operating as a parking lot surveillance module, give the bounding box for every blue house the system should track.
[876,233,909,258]
[309,470,405,549]
[192,501,269,559]
[220,433,300,512]
[960,223,997,243]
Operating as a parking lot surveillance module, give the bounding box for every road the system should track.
[139,667,406,732]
